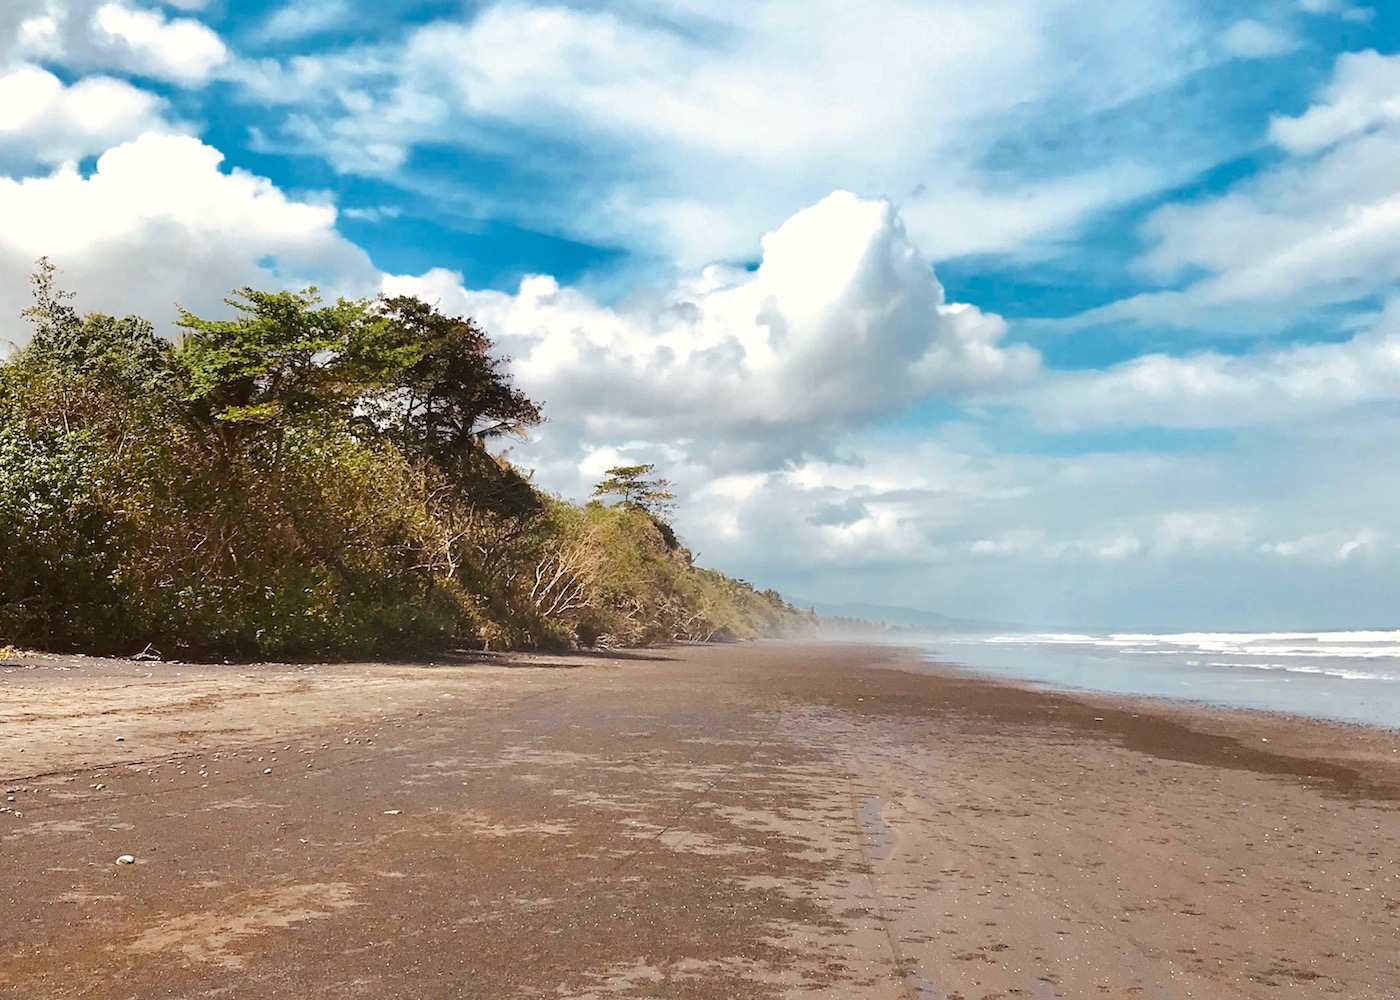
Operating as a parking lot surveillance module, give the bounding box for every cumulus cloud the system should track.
[0,63,174,165]
[363,180,1400,624]
[1081,49,1400,329]
[668,422,1400,628]
[384,191,1037,467]
[5,0,227,84]
[91,2,226,81]
[0,132,377,345]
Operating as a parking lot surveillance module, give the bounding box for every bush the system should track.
[0,265,811,658]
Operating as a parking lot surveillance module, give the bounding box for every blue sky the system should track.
[3,0,1400,628]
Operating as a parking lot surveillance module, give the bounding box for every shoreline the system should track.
[885,647,1400,804]
[3,641,1398,996]
[13,632,1400,733]
[905,630,1400,731]
[882,636,1400,731]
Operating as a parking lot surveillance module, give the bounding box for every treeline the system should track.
[0,262,813,659]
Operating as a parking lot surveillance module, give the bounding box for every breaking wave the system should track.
[922,629,1400,727]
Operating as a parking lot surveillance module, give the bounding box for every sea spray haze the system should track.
[0,263,812,658]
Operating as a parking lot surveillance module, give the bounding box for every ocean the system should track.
[918,630,1400,729]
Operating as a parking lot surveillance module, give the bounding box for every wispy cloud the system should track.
[227,0,1237,265]
[1011,304,1400,430]
[260,0,353,42]
[1072,50,1400,331]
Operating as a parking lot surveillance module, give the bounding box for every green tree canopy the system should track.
[592,464,677,521]
[173,287,404,462]
[373,294,542,461]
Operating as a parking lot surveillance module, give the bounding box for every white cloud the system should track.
[968,528,1149,560]
[399,2,1121,159]
[1220,19,1297,59]
[5,1,227,85]
[1153,510,1254,553]
[92,2,226,82]
[656,421,1400,628]
[1014,304,1400,430]
[13,12,61,58]
[1083,50,1400,329]
[898,164,1167,263]
[0,132,377,345]
[962,510,1256,562]
[261,0,353,42]
[1270,49,1400,153]
[235,0,1218,265]
[0,63,174,164]
[340,205,401,223]
[1296,0,1374,22]
[1261,528,1381,561]
[384,191,1037,464]
[1096,534,1144,559]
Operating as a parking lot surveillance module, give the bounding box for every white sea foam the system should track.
[977,630,1400,662]
[926,628,1400,726]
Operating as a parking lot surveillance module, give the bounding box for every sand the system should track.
[1,641,1397,998]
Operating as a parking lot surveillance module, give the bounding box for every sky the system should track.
[3,0,1400,630]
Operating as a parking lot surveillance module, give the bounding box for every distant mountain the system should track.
[785,598,1024,634]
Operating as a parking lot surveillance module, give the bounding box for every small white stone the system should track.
[263,768,273,775]
[116,855,135,865]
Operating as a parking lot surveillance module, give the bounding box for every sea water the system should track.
[918,630,1400,729]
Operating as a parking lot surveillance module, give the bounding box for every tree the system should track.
[592,464,676,521]
[23,258,80,343]
[174,287,402,465]
[354,295,547,525]
[373,295,542,463]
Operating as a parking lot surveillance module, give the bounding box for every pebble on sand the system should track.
[116,855,135,865]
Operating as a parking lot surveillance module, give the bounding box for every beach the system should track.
[1,641,1397,998]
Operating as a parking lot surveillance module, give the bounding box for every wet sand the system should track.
[1,641,1397,998]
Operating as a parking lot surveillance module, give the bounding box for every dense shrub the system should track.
[0,263,812,658]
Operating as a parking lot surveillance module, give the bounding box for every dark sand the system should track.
[1,642,1397,998]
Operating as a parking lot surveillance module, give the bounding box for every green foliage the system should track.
[371,295,542,463]
[0,263,812,658]
[592,463,677,522]
[515,500,815,648]
[174,288,403,461]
